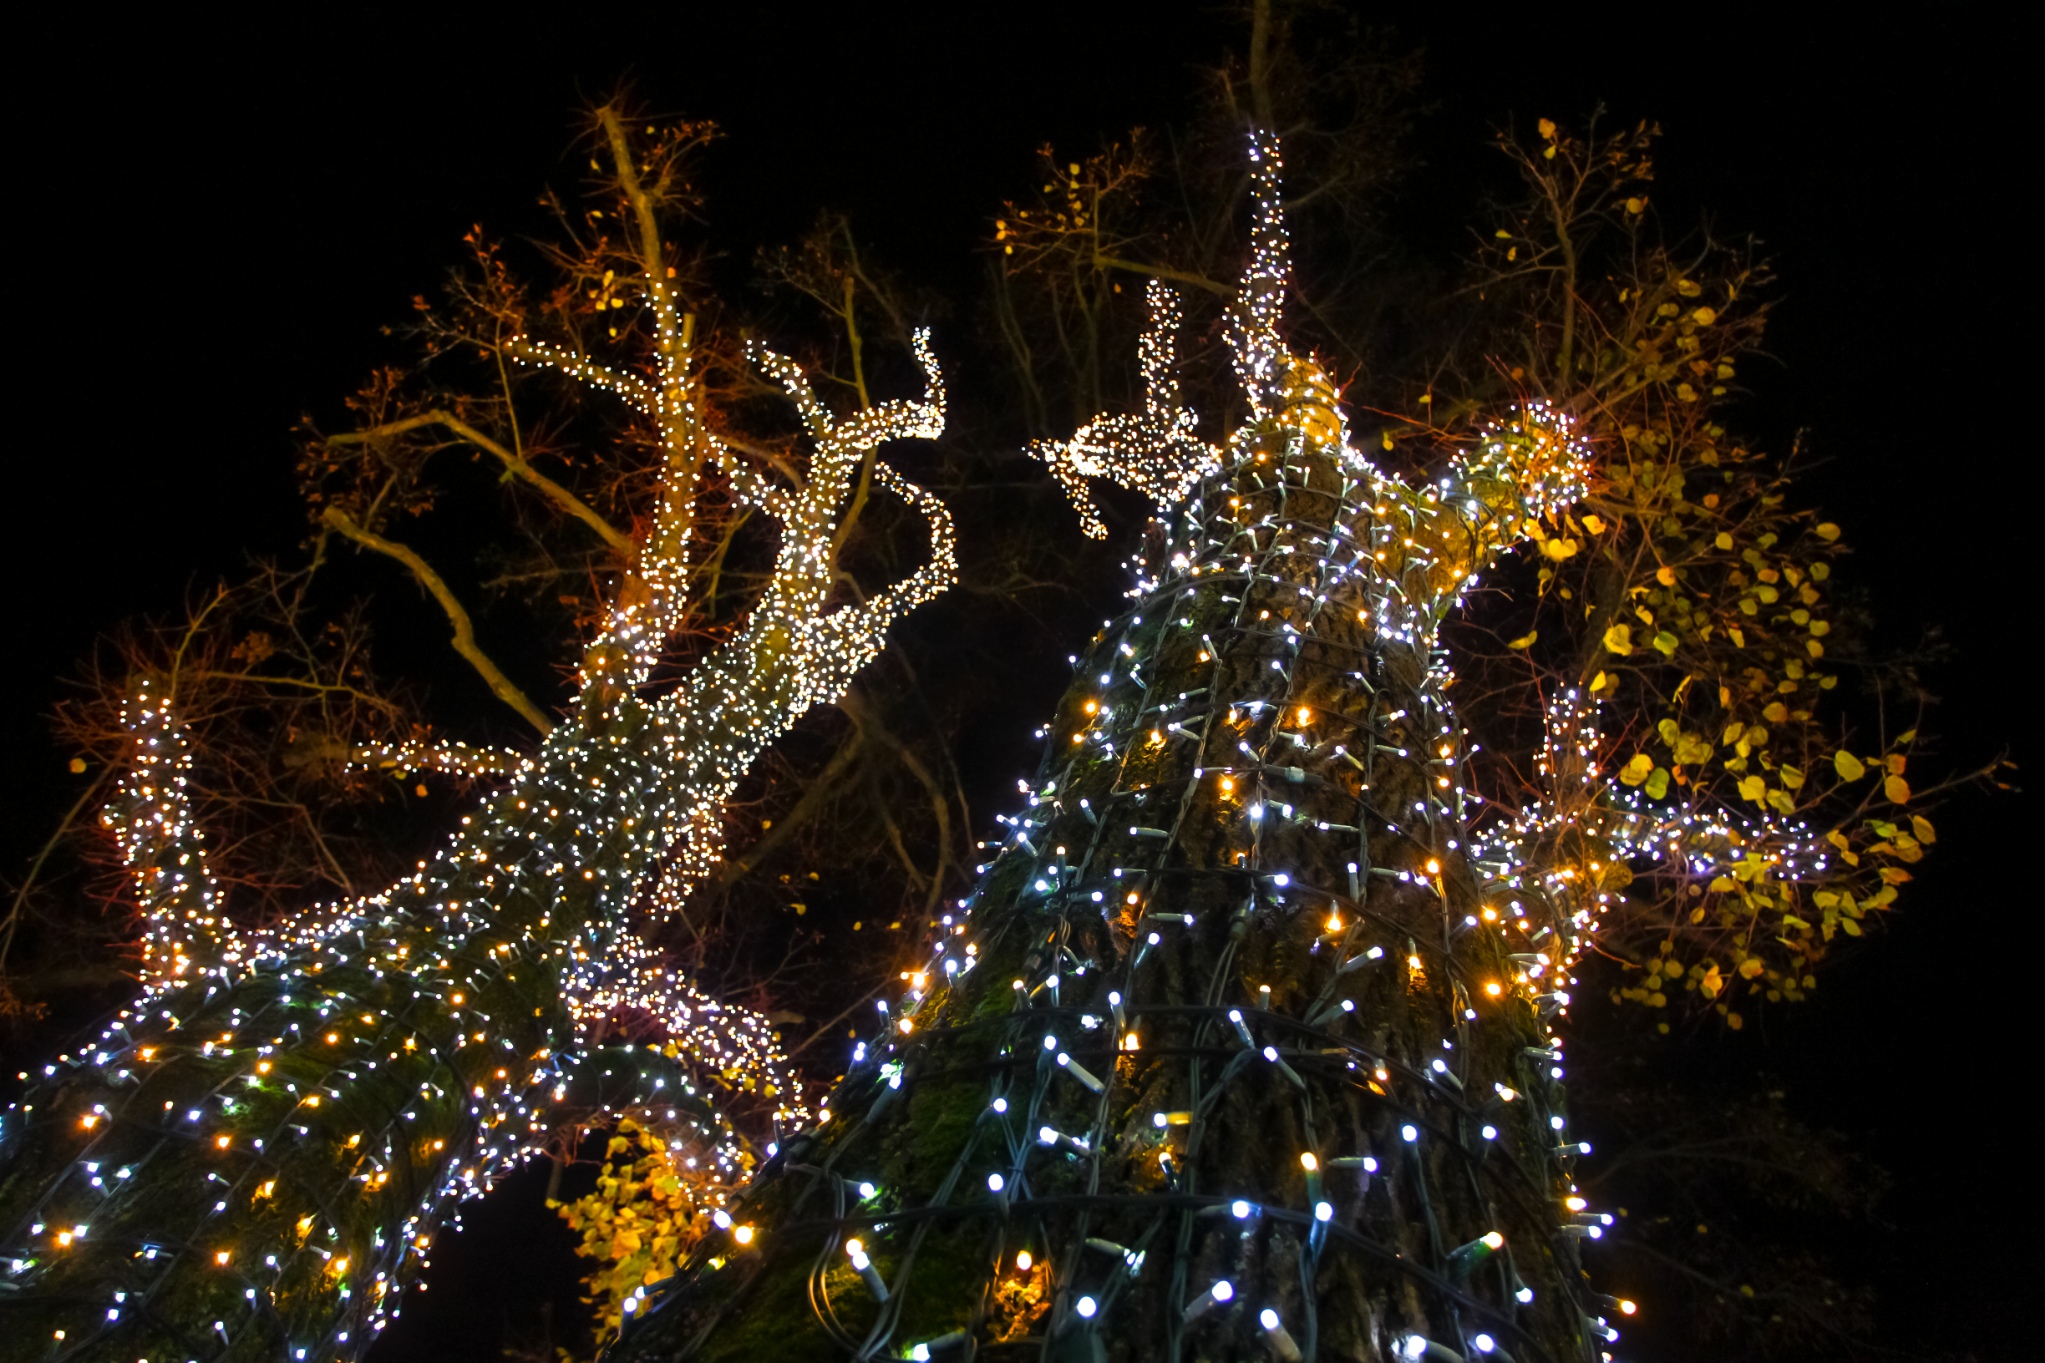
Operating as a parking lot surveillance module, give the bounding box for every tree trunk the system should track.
[635,419,1599,1361]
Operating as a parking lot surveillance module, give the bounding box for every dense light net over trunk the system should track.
[631,132,1607,1363]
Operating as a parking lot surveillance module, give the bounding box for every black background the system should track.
[2,6,2027,1358]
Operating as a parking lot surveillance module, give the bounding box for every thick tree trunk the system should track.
[636,423,1598,1361]
[0,697,713,1361]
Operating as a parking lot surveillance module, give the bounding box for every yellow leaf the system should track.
[1839,917,1861,937]
[1590,670,1610,692]
[1815,522,1841,541]
[1737,774,1767,803]
[1738,957,1765,979]
[1883,773,1911,804]
[1625,196,1646,214]
[1583,514,1607,534]
[1833,750,1866,781]
[1655,565,1676,586]
[1603,623,1635,655]
[1619,753,1654,786]
[1538,117,1557,140]
[1910,814,1936,845]
[1715,532,1734,550]
[1507,631,1539,650]
[1542,536,1579,560]
[1691,306,1718,325]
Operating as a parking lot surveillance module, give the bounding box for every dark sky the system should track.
[3,6,2028,1358]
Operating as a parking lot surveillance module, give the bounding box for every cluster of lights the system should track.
[660,129,1629,1363]
[1030,278,1218,538]
[3,269,957,1358]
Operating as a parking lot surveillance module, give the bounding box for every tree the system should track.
[623,127,1610,1363]
[0,105,960,1360]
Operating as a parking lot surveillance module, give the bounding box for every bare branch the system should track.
[320,507,554,736]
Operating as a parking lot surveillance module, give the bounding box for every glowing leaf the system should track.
[1655,565,1676,586]
[1603,623,1635,655]
[1691,307,1718,325]
[1910,815,1936,845]
[1506,631,1539,650]
[1815,522,1841,541]
[1538,117,1557,140]
[1645,767,1671,799]
[1619,754,1654,786]
[1652,630,1679,656]
[1833,751,1866,781]
[1582,514,1607,534]
[1737,774,1767,804]
[1883,773,1911,805]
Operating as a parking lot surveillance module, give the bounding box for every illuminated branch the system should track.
[1030,279,1219,537]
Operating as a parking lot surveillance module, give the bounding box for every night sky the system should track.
[4,7,2027,1358]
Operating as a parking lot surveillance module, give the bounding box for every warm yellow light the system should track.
[910,972,928,991]
[1325,914,1342,933]
[1484,981,1503,996]
[1219,776,1235,793]
[1083,700,1099,714]
[1565,1195,1587,1211]
[1299,1152,1318,1172]
[1620,1300,1638,1316]
[733,1225,756,1246]
[1015,1250,1033,1272]
[1297,707,1312,725]
[214,1250,231,1265]
[1482,1231,1504,1250]
[215,1135,231,1149]
[846,1238,864,1256]
[1425,859,1441,875]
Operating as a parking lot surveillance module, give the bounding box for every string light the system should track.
[643,127,1622,1362]
[1,270,959,1358]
